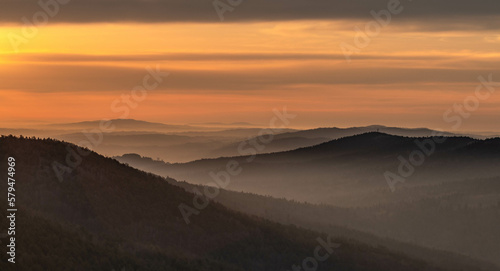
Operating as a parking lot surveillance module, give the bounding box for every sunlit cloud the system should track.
[0,14,499,132]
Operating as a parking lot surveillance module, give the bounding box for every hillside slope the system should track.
[205,126,464,158]
[116,132,500,267]
[167,177,500,268]
[119,132,500,206]
[0,135,488,270]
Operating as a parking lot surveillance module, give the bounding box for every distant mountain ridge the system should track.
[0,121,492,163]
[204,125,479,159]
[116,132,500,267]
[2,135,492,270]
[44,118,198,132]
[117,132,500,205]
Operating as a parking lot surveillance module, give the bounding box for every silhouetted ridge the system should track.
[114,132,500,268]
[3,135,489,270]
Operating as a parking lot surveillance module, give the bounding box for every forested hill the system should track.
[0,135,497,270]
[119,132,500,207]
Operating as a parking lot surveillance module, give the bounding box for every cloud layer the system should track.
[1,0,499,28]
[1,59,496,93]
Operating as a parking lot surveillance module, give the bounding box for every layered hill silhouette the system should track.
[166,177,500,269]
[53,127,295,163]
[118,132,500,206]
[3,120,478,163]
[2,135,493,270]
[117,132,500,266]
[205,126,466,158]
[167,176,500,267]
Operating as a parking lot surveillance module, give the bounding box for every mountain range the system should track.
[116,132,500,266]
[3,119,484,163]
[3,135,496,270]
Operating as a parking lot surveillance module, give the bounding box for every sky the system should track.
[0,0,499,131]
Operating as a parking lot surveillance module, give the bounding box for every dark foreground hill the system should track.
[0,135,496,271]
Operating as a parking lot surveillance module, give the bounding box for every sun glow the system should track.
[0,21,499,131]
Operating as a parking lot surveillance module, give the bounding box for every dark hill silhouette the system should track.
[116,132,500,267]
[53,128,294,163]
[270,126,458,139]
[205,126,468,159]
[0,135,488,270]
[3,121,480,163]
[118,133,500,204]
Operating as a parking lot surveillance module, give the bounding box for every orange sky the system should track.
[0,21,499,131]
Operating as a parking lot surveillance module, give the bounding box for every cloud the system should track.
[0,0,499,30]
[5,52,458,62]
[0,61,495,93]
